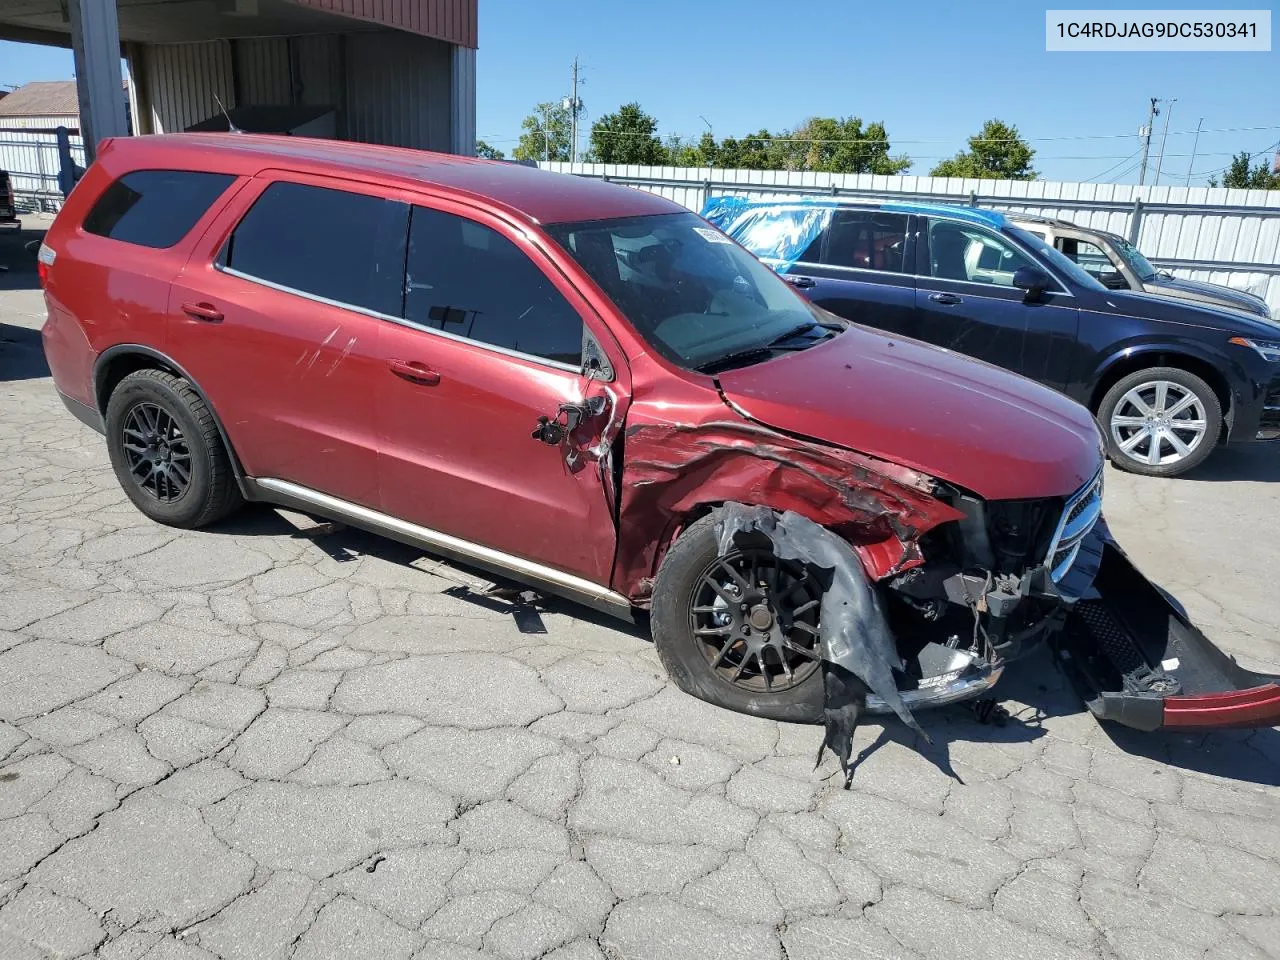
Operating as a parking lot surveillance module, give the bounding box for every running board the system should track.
[245,478,634,619]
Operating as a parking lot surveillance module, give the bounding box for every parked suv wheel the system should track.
[651,513,827,723]
[104,369,243,528]
[1098,367,1221,478]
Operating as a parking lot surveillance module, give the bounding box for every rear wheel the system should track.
[1098,367,1221,478]
[650,513,827,722]
[104,369,243,528]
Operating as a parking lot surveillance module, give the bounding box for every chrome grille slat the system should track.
[1046,468,1104,583]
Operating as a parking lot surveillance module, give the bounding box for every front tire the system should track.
[650,513,827,723]
[1098,367,1221,478]
[104,369,243,528]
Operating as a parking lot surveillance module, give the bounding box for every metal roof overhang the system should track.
[0,0,476,48]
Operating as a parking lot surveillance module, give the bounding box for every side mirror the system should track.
[1099,271,1129,290]
[1012,266,1052,301]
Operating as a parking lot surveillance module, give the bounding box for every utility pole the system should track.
[1153,98,1177,185]
[1137,97,1159,186]
[542,104,550,162]
[565,57,584,164]
[1185,117,1204,186]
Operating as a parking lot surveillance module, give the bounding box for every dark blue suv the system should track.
[704,197,1280,477]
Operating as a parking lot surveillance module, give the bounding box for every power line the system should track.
[1083,148,1143,182]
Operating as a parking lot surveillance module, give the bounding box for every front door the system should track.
[783,209,920,337]
[915,218,1079,390]
[376,202,625,586]
[169,175,409,507]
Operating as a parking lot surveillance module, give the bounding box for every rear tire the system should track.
[1098,366,1221,478]
[650,513,826,723]
[104,369,243,528]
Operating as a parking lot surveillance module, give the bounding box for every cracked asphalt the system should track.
[3,216,1280,960]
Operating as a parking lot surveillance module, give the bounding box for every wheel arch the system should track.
[1088,346,1234,437]
[93,345,250,494]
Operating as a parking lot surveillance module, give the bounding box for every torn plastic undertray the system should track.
[1053,541,1280,731]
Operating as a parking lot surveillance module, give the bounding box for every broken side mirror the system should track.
[1012,266,1052,302]
[531,397,607,446]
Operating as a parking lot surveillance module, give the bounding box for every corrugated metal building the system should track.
[0,0,478,175]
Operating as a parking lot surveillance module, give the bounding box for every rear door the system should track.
[168,174,409,508]
[782,210,919,337]
[375,200,625,586]
[915,218,1078,389]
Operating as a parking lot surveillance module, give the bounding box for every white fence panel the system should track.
[540,161,1280,312]
[0,128,87,212]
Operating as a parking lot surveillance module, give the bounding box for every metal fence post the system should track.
[1128,198,1145,245]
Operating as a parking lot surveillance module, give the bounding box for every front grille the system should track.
[1259,379,1280,438]
[1046,468,1103,582]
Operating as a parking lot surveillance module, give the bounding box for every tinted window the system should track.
[822,211,907,272]
[405,207,582,366]
[83,170,235,249]
[223,182,408,317]
[928,221,1037,287]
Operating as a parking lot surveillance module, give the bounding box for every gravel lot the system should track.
[3,217,1280,960]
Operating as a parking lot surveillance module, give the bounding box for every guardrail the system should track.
[541,161,1280,311]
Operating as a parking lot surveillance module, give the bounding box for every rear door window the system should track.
[404,206,583,367]
[220,181,408,317]
[822,210,908,272]
[83,170,235,249]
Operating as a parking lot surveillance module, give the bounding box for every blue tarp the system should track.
[700,196,833,274]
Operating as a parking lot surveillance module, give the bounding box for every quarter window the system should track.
[83,170,235,249]
[405,207,583,367]
[821,211,908,272]
[928,221,1038,287]
[221,182,408,317]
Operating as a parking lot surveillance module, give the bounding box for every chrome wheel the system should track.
[1109,380,1208,468]
[690,549,823,694]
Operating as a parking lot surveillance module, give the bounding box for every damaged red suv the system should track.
[41,134,1280,750]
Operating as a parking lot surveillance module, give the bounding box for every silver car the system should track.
[1008,214,1273,321]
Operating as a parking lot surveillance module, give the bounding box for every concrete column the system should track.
[67,0,130,158]
[449,44,476,156]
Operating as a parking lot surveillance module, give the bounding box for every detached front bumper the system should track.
[1054,541,1280,731]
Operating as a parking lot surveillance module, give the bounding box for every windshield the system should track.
[546,212,834,371]
[1006,226,1106,292]
[1109,235,1159,282]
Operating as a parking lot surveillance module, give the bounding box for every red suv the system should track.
[40,134,1280,746]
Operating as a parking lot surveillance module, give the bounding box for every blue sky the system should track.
[4,0,1275,183]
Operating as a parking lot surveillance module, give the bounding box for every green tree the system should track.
[1209,151,1280,189]
[513,102,572,162]
[589,102,666,164]
[662,132,718,166]
[474,139,505,160]
[789,117,911,174]
[930,119,1037,180]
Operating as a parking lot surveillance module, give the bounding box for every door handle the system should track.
[387,358,440,385]
[928,292,963,305]
[181,301,223,323]
[783,275,816,289]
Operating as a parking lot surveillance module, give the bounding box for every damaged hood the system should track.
[716,326,1102,501]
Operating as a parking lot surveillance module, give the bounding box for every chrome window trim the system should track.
[216,265,585,375]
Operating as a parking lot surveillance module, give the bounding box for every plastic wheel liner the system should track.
[713,503,931,787]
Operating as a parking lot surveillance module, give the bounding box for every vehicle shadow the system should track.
[207,505,1278,786]
[1182,444,1280,483]
[0,225,43,292]
[0,322,50,381]
[1101,723,1280,787]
